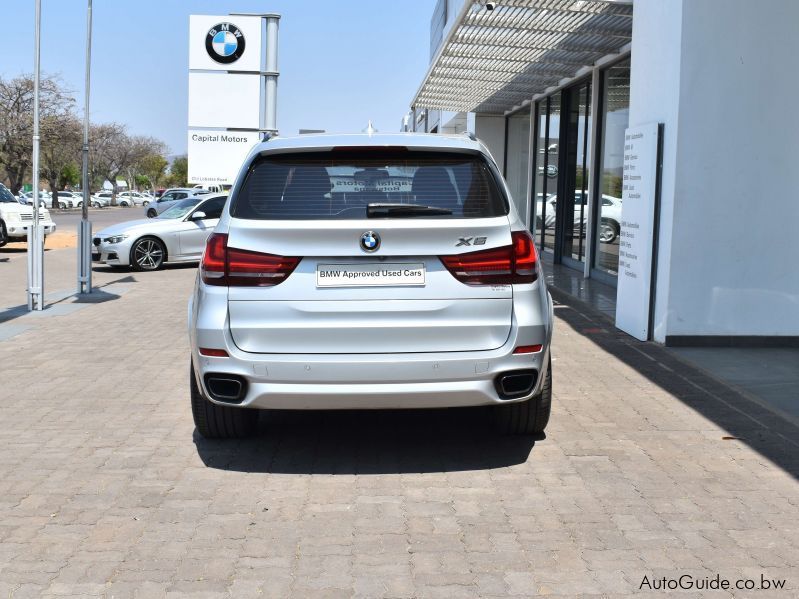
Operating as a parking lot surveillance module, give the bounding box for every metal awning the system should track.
[412,0,633,114]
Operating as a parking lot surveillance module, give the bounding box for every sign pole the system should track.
[78,0,93,294]
[264,14,280,134]
[27,0,44,311]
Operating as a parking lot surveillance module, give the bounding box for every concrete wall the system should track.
[630,0,799,341]
[669,0,799,337]
[474,114,506,174]
[628,0,684,343]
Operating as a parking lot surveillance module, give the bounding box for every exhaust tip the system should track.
[204,374,247,404]
[495,369,538,400]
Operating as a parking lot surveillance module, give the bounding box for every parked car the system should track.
[19,190,55,208]
[0,183,56,247]
[56,191,78,208]
[145,188,209,218]
[188,132,554,439]
[535,192,623,243]
[92,194,227,270]
[117,191,149,207]
[91,191,114,207]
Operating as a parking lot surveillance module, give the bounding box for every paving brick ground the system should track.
[0,250,797,598]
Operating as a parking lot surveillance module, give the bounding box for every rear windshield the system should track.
[231,151,508,220]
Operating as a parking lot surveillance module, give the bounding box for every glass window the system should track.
[159,198,202,219]
[594,59,630,275]
[561,81,591,263]
[197,196,226,220]
[0,184,17,203]
[232,151,508,220]
[532,95,563,254]
[504,107,531,224]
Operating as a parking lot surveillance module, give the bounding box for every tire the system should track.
[120,200,129,207]
[143,200,149,206]
[92,201,100,208]
[75,201,82,208]
[493,358,552,435]
[130,236,166,271]
[146,208,157,218]
[0,220,7,248]
[598,219,619,244]
[190,361,257,439]
[59,202,66,209]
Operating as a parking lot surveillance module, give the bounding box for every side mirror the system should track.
[191,211,207,220]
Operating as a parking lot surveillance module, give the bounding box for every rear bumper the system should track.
[189,278,554,410]
[195,347,550,410]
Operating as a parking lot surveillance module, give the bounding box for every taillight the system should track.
[201,233,227,284]
[440,231,538,285]
[201,232,299,287]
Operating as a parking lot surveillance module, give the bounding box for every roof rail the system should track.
[462,131,478,142]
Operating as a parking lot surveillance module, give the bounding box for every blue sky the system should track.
[1,0,435,155]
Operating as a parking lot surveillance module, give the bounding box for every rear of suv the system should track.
[188,133,554,438]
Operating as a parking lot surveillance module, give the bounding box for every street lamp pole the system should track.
[78,0,93,294]
[27,0,44,311]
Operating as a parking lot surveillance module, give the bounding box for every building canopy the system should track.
[412,0,633,114]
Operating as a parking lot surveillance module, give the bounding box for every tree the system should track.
[166,155,188,188]
[0,74,75,193]
[59,163,80,189]
[40,116,82,201]
[135,153,168,190]
[89,124,166,204]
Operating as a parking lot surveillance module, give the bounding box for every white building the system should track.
[405,0,799,346]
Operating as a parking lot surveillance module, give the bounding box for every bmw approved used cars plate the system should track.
[316,263,425,287]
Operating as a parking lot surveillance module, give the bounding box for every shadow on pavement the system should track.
[549,287,799,481]
[92,262,198,274]
[195,407,538,474]
[0,275,134,323]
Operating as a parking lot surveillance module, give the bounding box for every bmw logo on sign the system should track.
[205,23,246,64]
[360,231,380,253]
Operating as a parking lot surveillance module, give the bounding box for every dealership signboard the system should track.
[615,122,662,341]
[187,14,279,186]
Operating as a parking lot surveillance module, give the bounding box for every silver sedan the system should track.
[92,195,227,271]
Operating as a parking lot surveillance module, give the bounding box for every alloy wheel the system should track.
[599,222,617,243]
[132,238,164,270]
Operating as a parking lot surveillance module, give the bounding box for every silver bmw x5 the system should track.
[188,133,554,438]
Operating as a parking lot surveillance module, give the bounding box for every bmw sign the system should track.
[205,23,246,64]
[360,231,380,253]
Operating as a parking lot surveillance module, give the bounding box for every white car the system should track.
[535,193,623,243]
[0,184,56,246]
[117,191,149,207]
[20,190,58,208]
[91,192,113,207]
[92,195,227,270]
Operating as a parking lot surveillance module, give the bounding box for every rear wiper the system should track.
[367,203,452,218]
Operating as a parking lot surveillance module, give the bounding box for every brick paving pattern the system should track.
[0,257,797,597]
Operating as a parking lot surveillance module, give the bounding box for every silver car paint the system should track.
[93,196,221,267]
[189,133,553,409]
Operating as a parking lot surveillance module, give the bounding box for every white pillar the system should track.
[263,14,280,133]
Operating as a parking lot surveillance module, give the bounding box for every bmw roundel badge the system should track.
[205,23,246,64]
[360,231,380,253]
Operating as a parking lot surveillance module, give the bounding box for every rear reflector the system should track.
[199,347,228,357]
[440,230,538,285]
[513,344,543,354]
[201,233,300,287]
